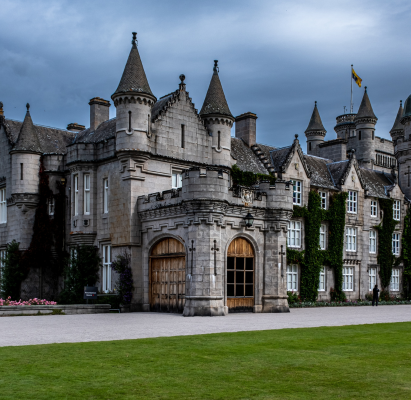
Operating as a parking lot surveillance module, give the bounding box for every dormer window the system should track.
[292,180,302,205]
[172,171,182,189]
[393,200,401,221]
[0,188,6,223]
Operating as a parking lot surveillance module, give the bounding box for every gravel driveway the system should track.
[1,305,410,347]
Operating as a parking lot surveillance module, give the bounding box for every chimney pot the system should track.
[89,97,111,131]
[235,112,257,147]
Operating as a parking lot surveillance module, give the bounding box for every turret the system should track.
[390,100,404,143]
[396,94,411,199]
[10,104,42,194]
[354,87,377,166]
[200,60,234,167]
[305,101,326,156]
[111,32,156,152]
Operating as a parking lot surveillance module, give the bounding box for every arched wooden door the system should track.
[150,238,186,313]
[227,237,255,312]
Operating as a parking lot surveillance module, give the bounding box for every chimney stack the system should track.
[235,112,257,147]
[67,122,85,131]
[89,97,111,131]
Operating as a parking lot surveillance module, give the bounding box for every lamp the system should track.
[60,177,66,186]
[244,212,254,228]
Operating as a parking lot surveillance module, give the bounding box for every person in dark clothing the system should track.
[372,285,379,306]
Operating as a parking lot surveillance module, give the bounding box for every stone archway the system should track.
[227,237,255,312]
[149,237,186,313]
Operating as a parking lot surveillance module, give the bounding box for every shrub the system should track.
[59,245,101,304]
[0,240,26,299]
[287,291,299,305]
[330,287,346,302]
[111,252,134,305]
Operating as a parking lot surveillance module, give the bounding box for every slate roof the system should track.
[270,145,293,172]
[112,35,154,99]
[200,62,233,118]
[3,117,76,154]
[355,88,377,120]
[390,101,404,135]
[361,168,395,198]
[230,138,269,174]
[403,94,411,120]
[305,102,326,133]
[327,160,349,187]
[304,155,335,189]
[73,118,116,144]
[13,108,42,153]
[151,94,174,121]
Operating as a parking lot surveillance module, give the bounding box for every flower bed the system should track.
[289,300,411,308]
[0,297,57,306]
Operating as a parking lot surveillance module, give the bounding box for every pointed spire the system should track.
[13,103,42,153]
[401,94,411,123]
[390,100,404,135]
[200,60,233,119]
[112,32,155,99]
[305,101,326,134]
[355,86,377,120]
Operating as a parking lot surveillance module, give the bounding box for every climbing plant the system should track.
[231,164,276,186]
[375,199,398,290]
[0,240,25,299]
[111,251,134,305]
[402,208,411,299]
[286,190,348,301]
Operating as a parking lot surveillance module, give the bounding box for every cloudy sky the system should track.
[1,0,410,150]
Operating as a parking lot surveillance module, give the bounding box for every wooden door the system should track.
[227,237,255,312]
[150,238,186,313]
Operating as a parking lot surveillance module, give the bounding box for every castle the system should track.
[0,33,410,315]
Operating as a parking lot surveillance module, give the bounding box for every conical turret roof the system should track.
[402,94,411,121]
[355,87,377,120]
[390,100,404,134]
[305,101,326,134]
[112,33,155,99]
[200,60,233,119]
[13,104,42,153]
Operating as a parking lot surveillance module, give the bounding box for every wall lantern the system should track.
[60,177,66,186]
[244,212,254,228]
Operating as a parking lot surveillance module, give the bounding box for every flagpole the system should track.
[350,64,353,113]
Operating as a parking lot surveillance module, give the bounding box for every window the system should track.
[392,233,400,255]
[372,131,374,140]
[181,124,185,148]
[287,221,301,248]
[343,267,354,291]
[20,163,23,180]
[309,142,312,151]
[369,268,377,291]
[319,191,327,209]
[391,269,399,291]
[318,266,325,291]
[74,175,79,216]
[48,197,55,216]
[358,131,362,140]
[292,180,302,205]
[102,245,112,293]
[319,224,326,250]
[84,174,90,215]
[347,191,357,214]
[346,227,357,252]
[370,200,377,217]
[103,178,109,213]
[128,111,132,132]
[226,256,254,298]
[369,230,377,254]
[0,188,6,223]
[172,171,182,189]
[217,131,221,149]
[286,265,298,291]
[393,200,401,221]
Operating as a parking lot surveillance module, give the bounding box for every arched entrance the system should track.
[227,237,255,312]
[150,238,186,313]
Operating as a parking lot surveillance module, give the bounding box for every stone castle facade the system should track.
[0,33,410,315]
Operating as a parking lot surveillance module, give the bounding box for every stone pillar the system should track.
[260,180,293,313]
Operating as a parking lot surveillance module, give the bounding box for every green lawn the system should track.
[1,323,411,400]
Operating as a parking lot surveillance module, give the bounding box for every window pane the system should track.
[245,258,253,270]
[227,257,235,270]
[236,270,244,284]
[245,285,253,296]
[236,284,244,297]
[227,270,235,284]
[245,271,253,284]
[227,284,235,296]
[236,258,245,270]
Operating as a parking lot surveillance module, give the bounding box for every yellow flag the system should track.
[352,68,362,87]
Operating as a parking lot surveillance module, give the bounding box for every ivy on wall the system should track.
[0,240,25,299]
[375,199,398,290]
[231,164,276,186]
[402,208,411,299]
[286,190,348,301]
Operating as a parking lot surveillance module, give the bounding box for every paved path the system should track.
[1,305,411,347]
